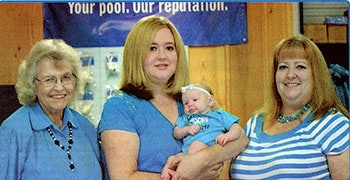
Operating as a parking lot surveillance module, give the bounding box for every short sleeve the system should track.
[175,115,188,127]
[220,109,240,130]
[318,112,349,155]
[243,114,260,138]
[97,93,137,135]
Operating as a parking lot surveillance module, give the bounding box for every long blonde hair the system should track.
[256,35,348,121]
[120,15,190,100]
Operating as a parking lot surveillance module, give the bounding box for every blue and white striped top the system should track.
[230,111,349,180]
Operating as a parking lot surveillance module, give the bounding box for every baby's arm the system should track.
[173,125,200,140]
[216,123,242,146]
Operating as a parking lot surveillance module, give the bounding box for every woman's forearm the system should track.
[169,129,248,180]
[111,171,160,180]
[199,129,249,166]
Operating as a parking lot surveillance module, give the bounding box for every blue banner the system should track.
[44,2,247,47]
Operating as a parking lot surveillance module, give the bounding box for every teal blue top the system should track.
[98,91,183,174]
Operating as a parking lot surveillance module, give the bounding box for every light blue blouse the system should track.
[0,103,102,180]
[98,91,183,174]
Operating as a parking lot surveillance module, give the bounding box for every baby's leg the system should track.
[187,141,208,154]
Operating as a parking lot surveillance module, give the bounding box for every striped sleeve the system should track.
[311,112,349,154]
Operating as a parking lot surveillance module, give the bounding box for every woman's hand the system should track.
[169,129,248,179]
[160,153,183,180]
[164,129,248,180]
[168,153,223,180]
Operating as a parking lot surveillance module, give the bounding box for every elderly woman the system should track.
[231,35,349,179]
[0,39,102,179]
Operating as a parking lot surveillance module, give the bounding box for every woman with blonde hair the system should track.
[98,15,248,180]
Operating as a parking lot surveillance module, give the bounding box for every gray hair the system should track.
[15,39,82,105]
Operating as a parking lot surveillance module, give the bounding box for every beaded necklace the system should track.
[277,103,311,123]
[46,122,75,171]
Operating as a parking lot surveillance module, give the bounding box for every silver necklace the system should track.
[277,103,311,123]
[46,122,75,171]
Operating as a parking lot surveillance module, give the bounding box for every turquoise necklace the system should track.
[277,103,311,123]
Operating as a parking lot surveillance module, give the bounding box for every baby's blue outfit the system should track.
[98,91,183,174]
[176,109,239,154]
[0,103,102,180]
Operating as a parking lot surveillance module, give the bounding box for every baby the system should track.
[160,83,241,179]
[175,83,241,154]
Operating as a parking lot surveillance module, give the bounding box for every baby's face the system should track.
[182,89,212,115]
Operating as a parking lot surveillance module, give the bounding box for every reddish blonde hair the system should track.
[256,35,348,121]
